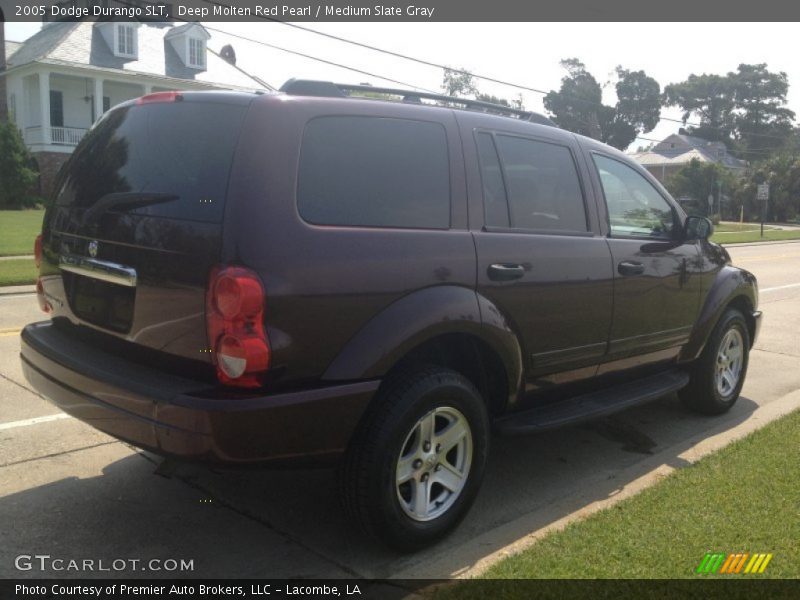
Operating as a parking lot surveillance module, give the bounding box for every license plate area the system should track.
[64,272,136,333]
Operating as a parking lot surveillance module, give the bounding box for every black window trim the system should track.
[295,114,454,232]
[589,151,683,242]
[473,128,593,237]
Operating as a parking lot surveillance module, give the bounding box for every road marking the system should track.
[0,413,71,431]
[0,328,22,337]
[761,283,800,293]
[733,253,800,263]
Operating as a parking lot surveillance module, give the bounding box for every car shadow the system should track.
[0,393,759,579]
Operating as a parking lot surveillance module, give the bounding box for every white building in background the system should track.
[3,20,269,196]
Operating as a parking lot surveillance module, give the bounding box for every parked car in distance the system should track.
[21,81,761,551]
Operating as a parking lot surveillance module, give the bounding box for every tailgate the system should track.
[38,92,252,366]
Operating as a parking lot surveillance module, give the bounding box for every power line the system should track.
[202,8,795,143]
[202,25,439,94]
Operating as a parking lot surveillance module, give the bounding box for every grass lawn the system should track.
[712,229,800,244]
[714,222,776,233]
[445,409,799,586]
[0,210,45,256]
[0,258,38,286]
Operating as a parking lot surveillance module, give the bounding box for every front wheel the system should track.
[338,367,490,551]
[680,308,750,415]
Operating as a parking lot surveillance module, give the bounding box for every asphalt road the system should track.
[1,241,799,580]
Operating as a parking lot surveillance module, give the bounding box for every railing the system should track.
[24,126,89,147]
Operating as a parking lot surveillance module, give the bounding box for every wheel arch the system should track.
[680,266,759,363]
[322,285,523,414]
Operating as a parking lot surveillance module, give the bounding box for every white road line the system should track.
[0,413,71,431]
[761,283,800,293]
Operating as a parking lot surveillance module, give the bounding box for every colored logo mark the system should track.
[696,552,773,574]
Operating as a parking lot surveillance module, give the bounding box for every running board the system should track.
[495,369,690,436]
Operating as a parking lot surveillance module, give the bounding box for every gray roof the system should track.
[5,40,22,61]
[6,22,269,91]
[633,132,747,170]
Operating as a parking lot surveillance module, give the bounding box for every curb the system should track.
[720,239,800,248]
[0,285,36,295]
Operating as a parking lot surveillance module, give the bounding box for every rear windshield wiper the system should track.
[82,192,179,222]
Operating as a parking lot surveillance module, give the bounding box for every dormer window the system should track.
[188,38,206,68]
[116,24,137,58]
[165,23,210,72]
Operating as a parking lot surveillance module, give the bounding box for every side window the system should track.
[493,135,588,232]
[298,117,450,229]
[593,155,676,239]
[475,132,509,228]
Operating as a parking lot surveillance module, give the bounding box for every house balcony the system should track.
[25,125,89,147]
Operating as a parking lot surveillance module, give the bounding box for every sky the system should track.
[6,21,800,151]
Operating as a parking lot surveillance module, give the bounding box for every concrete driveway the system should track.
[1,242,799,579]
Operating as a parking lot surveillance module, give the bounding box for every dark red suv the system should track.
[22,81,761,550]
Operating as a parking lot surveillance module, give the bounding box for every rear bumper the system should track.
[20,321,377,466]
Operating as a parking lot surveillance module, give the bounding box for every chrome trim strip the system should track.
[59,255,138,287]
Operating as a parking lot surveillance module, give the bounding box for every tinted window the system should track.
[593,155,676,239]
[476,132,509,228]
[494,135,587,232]
[298,117,450,229]
[55,101,247,223]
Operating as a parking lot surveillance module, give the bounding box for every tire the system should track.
[338,366,490,551]
[679,308,750,415]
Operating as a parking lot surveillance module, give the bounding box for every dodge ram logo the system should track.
[88,240,99,258]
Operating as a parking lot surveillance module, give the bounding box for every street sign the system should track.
[757,183,769,201]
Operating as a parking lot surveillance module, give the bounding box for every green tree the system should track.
[0,121,38,209]
[733,154,800,222]
[732,63,795,155]
[664,159,734,218]
[543,59,661,150]
[663,73,737,143]
[441,68,524,112]
[663,64,795,157]
[441,67,478,97]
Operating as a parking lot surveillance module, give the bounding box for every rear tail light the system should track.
[206,266,270,388]
[136,91,183,105]
[34,235,50,313]
[34,234,43,269]
[35,278,51,313]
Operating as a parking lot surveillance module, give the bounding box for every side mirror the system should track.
[684,216,714,240]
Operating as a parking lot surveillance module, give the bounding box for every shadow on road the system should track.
[0,394,759,579]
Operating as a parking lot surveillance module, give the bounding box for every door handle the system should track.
[618,261,645,276]
[488,263,525,281]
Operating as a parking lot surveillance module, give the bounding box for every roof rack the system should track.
[279,79,556,127]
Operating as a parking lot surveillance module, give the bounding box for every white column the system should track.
[93,77,103,123]
[144,84,152,95]
[39,71,50,145]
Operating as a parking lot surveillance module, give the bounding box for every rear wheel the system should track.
[338,366,489,551]
[680,309,750,415]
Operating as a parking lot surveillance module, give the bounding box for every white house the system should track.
[630,130,748,183]
[2,20,270,196]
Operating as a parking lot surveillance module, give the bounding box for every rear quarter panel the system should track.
[223,96,476,386]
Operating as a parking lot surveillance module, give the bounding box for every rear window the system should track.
[54,101,247,223]
[297,116,450,229]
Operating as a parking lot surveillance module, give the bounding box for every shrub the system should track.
[0,121,39,209]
